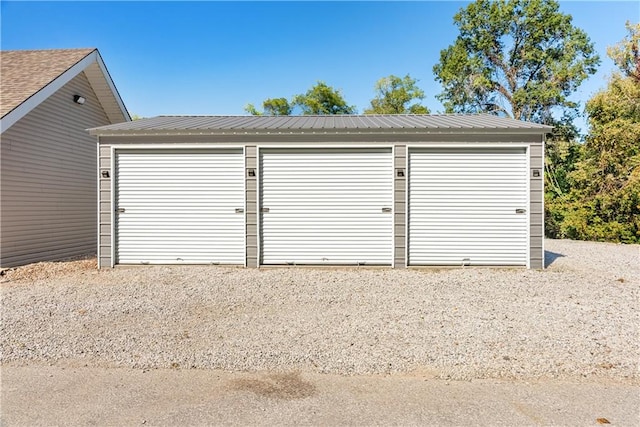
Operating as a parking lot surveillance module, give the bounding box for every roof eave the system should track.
[90,127,552,137]
[1,49,130,133]
[95,50,130,123]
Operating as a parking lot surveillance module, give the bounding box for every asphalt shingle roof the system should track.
[90,114,553,135]
[1,48,95,118]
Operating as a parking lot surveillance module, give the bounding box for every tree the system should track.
[544,111,582,197]
[364,74,430,114]
[292,81,356,115]
[433,0,599,124]
[608,21,640,82]
[245,82,355,115]
[545,22,640,243]
[245,98,292,116]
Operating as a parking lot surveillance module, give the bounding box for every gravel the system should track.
[1,239,638,381]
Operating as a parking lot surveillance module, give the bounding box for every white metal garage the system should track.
[260,148,393,265]
[408,147,528,266]
[115,149,245,264]
[92,115,551,269]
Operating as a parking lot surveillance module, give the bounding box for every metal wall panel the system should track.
[408,147,528,266]
[115,149,245,264]
[260,148,393,265]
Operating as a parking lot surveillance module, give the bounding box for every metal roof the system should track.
[89,114,553,136]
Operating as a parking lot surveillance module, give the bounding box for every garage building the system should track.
[90,115,551,269]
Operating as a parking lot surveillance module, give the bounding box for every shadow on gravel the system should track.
[545,250,565,267]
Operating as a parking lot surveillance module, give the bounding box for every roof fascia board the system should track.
[1,51,98,133]
[94,50,131,122]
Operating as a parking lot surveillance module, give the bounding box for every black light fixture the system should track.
[73,95,86,105]
[247,168,256,177]
[101,170,110,178]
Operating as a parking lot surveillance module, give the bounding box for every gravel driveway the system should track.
[1,239,638,381]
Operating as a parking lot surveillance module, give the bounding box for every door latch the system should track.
[381,207,392,213]
[116,208,125,213]
[515,208,526,214]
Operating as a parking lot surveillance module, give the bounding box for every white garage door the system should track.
[260,148,393,265]
[115,149,245,264]
[408,147,528,266]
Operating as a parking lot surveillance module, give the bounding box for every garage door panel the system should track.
[409,147,528,266]
[115,150,245,265]
[260,149,393,265]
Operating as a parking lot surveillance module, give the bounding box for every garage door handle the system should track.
[116,208,125,213]
[235,208,244,213]
[382,207,392,213]
[261,207,270,213]
[515,208,526,214]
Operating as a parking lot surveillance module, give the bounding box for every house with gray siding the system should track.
[1,48,130,268]
[90,115,551,269]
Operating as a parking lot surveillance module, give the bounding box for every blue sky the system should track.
[2,1,638,132]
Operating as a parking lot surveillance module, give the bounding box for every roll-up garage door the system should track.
[408,147,528,266]
[115,149,245,264]
[260,148,393,265]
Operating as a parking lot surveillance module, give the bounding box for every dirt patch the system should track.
[0,256,96,283]
[229,372,317,400]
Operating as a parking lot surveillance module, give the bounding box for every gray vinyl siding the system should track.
[529,139,544,269]
[245,146,258,267]
[0,71,110,267]
[98,144,112,268]
[96,133,545,269]
[393,145,406,268]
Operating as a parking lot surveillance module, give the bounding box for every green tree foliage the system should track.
[364,74,430,114]
[433,0,599,123]
[245,98,292,116]
[544,111,582,198]
[546,22,640,243]
[245,82,355,115]
[292,81,356,115]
